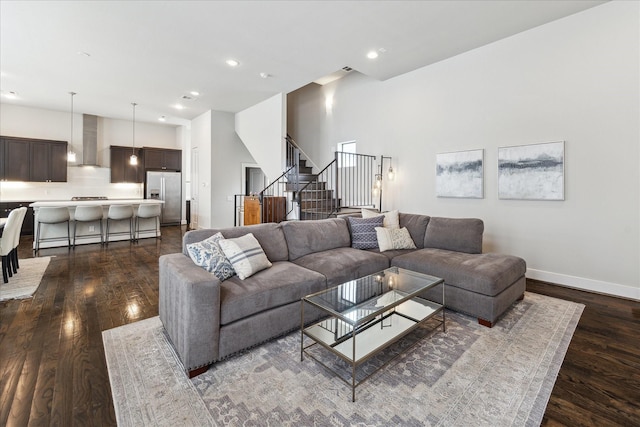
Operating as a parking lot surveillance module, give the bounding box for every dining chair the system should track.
[1,208,22,283]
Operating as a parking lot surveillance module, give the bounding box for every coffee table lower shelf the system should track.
[301,297,445,401]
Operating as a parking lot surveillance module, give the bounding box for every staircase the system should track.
[238,136,378,225]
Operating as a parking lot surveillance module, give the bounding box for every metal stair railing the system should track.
[296,151,377,220]
[235,134,381,224]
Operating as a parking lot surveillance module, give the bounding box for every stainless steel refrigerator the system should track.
[145,171,181,225]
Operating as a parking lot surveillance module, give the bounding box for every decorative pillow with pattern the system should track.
[348,215,385,249]
[186,232,235,281]
[218,233,272,280]
[362,208,400,229]
[375,226,417,252]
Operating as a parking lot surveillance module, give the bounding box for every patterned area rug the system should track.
[103,292,584,427]
[0,256,51,301]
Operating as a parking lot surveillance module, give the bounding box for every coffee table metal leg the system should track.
[352,330,356,402]
[300,300,304,362]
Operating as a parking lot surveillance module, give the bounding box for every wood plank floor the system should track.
[1,225,638,426]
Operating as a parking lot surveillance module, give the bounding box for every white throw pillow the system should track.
[362,208,400,229]
[375,227,417,252]
[186,232,235,281]
[218,233,272,280]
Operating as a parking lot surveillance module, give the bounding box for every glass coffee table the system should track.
[300,267,445,401]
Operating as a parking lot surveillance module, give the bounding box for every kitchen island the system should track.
[29,199,165,249]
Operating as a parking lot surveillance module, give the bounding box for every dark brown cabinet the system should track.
[30,140,68,182]
[143,148,181,171]
[262,196,286,223]
[1,136,67,182]
[2,137,30,181]
[110,146,143,183]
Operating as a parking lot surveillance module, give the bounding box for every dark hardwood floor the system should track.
[1,226,638,426]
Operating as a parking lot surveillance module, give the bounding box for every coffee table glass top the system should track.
[304,267,442,326]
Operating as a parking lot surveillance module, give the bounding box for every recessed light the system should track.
[259,72,270,79]
[158,116,166,122]
[226,59,240,67]
[3,91,18,99]
[77,51,91,57]
[174,104,185,110]
[366,51,379,59]
[190,91,200,96]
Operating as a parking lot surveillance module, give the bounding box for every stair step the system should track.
[287,172,317,181]
[299,199,340,209]
[298,166,313,174]
[298,189,333,200]
[286,182,327,191]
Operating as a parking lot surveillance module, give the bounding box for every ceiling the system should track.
[0,1,605,126]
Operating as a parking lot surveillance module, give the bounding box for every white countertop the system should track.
[29,199,164,208]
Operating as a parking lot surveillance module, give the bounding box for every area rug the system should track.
[0,256,51,301]
[103,292,584,427]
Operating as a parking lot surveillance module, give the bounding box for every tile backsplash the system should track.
[0,167,143,202]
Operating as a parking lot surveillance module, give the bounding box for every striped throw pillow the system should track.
[218,233,272,280]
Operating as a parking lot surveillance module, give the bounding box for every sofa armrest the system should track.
[159,253,221,376]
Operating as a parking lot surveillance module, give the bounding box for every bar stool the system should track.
[35,207,71,253]
[106,205,134,244]
[73,205,104,247]
[135,204,162,241]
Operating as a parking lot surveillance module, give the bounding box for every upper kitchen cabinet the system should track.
[30,139,68,182]
[143,147,181,171]
[1,136,66,182]
[110,145,143,183]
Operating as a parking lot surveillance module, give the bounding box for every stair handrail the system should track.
[285,135,320,172]
[258,165,295,200]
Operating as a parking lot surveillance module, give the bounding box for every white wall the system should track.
[190,111,212,228]
[211,111,255,228]
[287,2,640,300]
[235,93,286,182]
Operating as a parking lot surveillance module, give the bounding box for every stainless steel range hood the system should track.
[79,114,99,166]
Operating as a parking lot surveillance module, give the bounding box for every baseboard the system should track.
[526,268,639,301]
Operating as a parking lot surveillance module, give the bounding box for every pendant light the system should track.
[130,102,138,165]
[67,92,77,162]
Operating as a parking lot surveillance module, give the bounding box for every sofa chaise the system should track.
[159,213,526,377]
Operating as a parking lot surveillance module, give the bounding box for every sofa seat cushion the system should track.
[220,261,326,325]
[366,248,417,262]
[292,247,390,288]
[391,249,526,296]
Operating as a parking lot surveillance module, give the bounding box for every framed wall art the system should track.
[436,149,484,198]
[498,141,564,200]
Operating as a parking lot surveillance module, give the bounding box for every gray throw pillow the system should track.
[186,232,235,281]
[348,215,384,249]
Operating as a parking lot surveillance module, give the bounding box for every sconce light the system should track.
[387,165,395,181]
[372,172,382,196]
[67,92,77,162]
[325,95,333,113]
[130,102,138,165]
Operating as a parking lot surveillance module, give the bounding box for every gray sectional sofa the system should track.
[159,213,526,377]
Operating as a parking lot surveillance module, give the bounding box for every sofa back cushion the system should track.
[424,217,484,254]
[398,213,430,249]
[183,222,289,262]
[282,218,351,261]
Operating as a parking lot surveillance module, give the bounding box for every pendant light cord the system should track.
[132,102,137,155]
